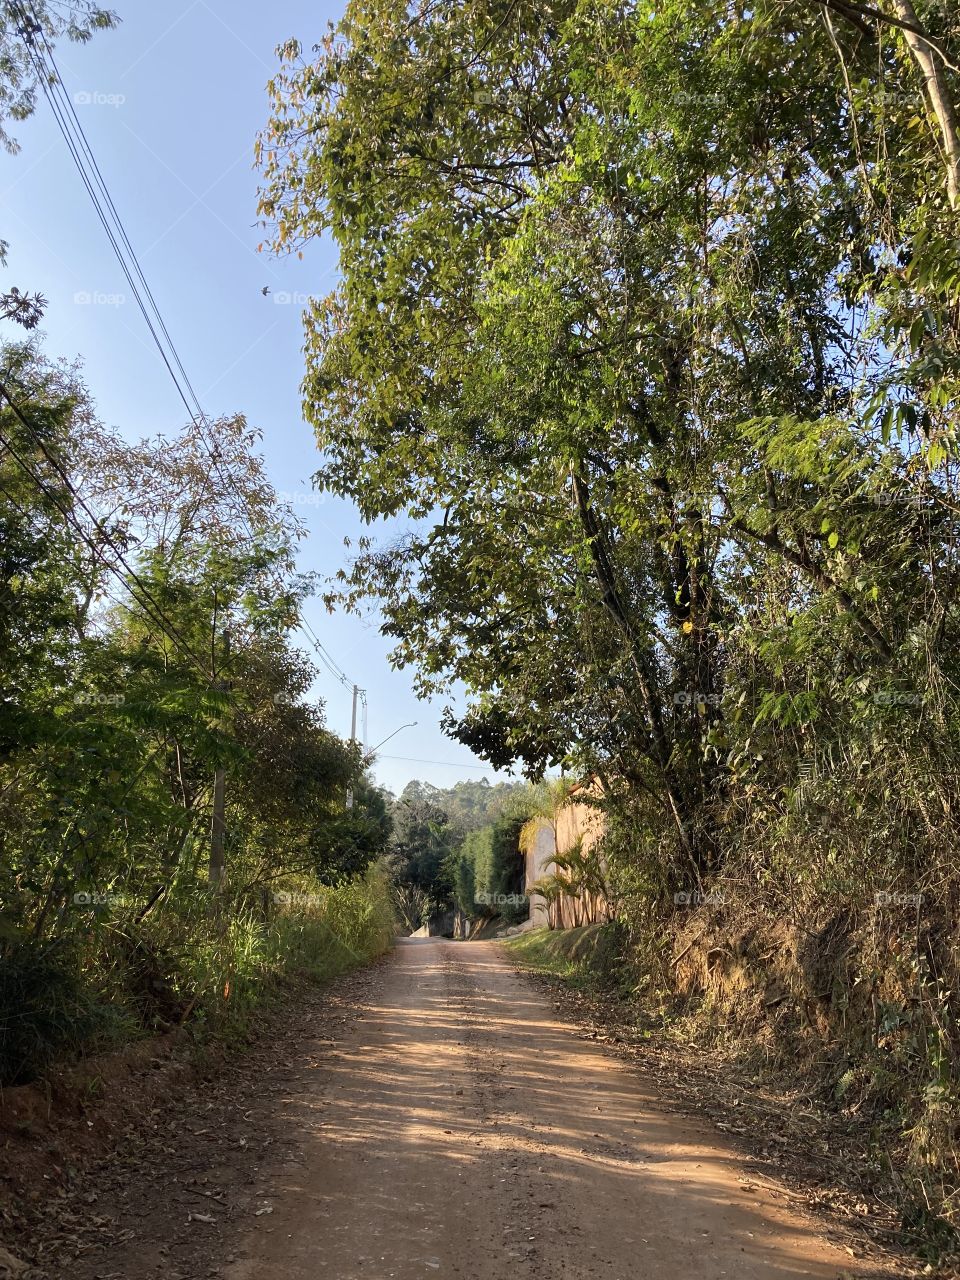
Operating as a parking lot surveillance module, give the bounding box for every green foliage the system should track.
[312,778,393,885]
[447,813,529,922]
[386,776,540,912]
[422,777,531,833]
[0,866,394,1085]
[260,0,960,873]
[0,938,129,1085]
[505,923,630,993]
[386,780,463,907]
[528,838,610,929]
[0,344,393,1081]
[0,2,119,154]
[260,0,960,1237]
[446,848,475,920]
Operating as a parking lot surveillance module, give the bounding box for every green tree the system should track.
[0,1,118,153]
[260,0,960,889]
[388,782,463,908]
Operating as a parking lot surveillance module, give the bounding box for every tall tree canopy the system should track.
[259,0,959,886]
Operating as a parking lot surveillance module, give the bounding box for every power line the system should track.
[296,611,365,711]
[13,4,367,713]
[0,383,217,683]
[33,21,207,422]
[298,614,353,688]
[15,5,259,535]
[300,615,351,686]
[16,10,199,422]
[376,753,498,772]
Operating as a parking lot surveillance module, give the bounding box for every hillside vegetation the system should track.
[0,331,393,1088]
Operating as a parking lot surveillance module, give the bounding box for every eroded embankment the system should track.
[507,905,959,1269]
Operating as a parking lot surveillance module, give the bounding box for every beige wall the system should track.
[523,793,610,929]
[555,798,604,860]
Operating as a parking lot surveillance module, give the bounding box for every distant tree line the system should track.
[386,778,532,927]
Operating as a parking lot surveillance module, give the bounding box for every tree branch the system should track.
[728,516,894,659]
[817,0,960,73]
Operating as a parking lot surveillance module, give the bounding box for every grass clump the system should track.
[0,865,395,1086]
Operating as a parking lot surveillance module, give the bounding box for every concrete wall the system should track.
[525,824,555,928]
[556,797,605,862]
[523,794,610,929]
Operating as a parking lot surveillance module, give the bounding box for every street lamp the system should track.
[347,722,417,810]
[366,721,418,760]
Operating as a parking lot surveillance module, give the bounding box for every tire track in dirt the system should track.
[25,939,915,1279]
[215,939,907,1280]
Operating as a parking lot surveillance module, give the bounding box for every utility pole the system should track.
[346,683,360,810]
[210,767,226,889]
[209,628,230,892]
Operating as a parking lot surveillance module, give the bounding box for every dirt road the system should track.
[206,938,892,1280]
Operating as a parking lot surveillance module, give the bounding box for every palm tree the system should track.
[526,838,613,927]
[519,779,583,928]
[521,771,615,928]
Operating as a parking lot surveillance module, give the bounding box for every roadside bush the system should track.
[0,939,130,1086]
[0,866,395,1084]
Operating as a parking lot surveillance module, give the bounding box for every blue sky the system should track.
[0,0,514,796]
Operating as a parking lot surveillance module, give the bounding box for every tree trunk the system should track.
[889,0,960,207]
